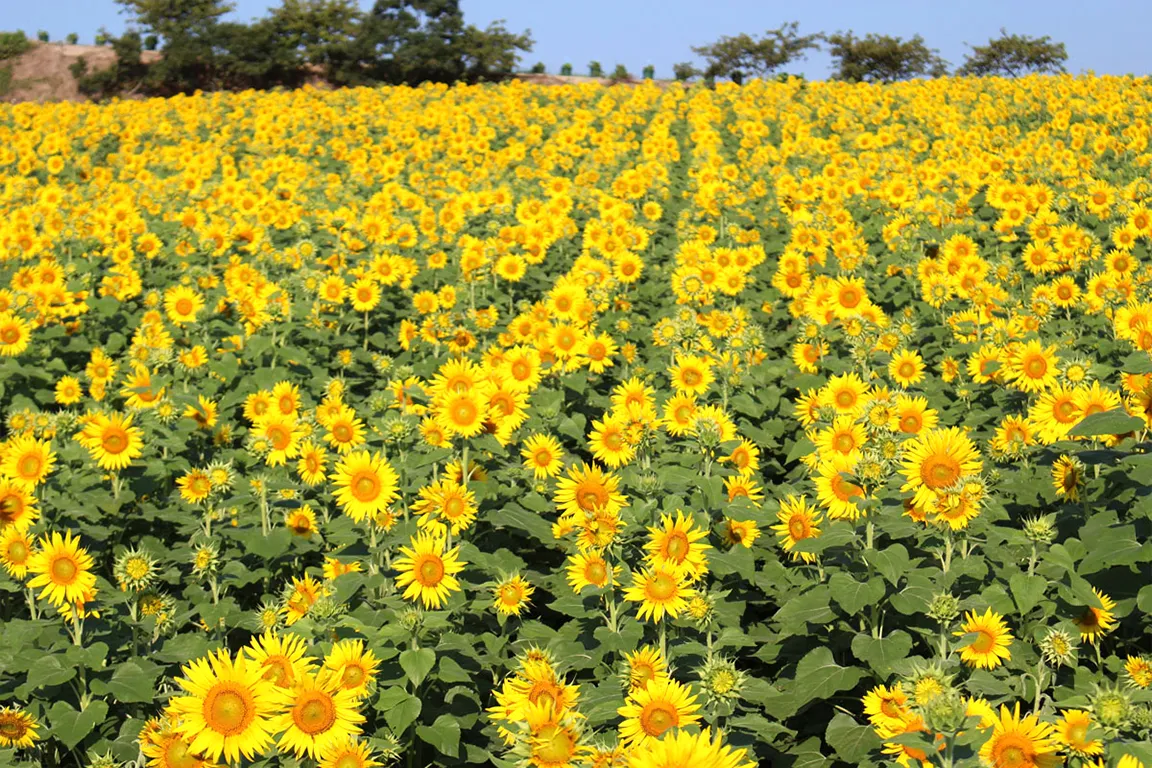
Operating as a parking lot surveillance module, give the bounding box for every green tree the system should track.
[672,61,698,81]
[692,22,820,83]
[347,0,466,85]
[116,0,235,92]
[957,29,1067,77]
[825,31,948,82]
[458,20,532,82]
[263,0,361,82]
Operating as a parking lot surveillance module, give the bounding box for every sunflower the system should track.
[588,414,636,468]
[771,495,823,564]
[669,354,714,396]
[1,527,32,578]
[436,389,486,438]
[296,441,328,486]
[1074,587,1117,644]
[26,530,97,608]
[244,630,316,690]
[895,395,938,436]
[164,285,205,325]
[76,412,144,471]
[0,312,32,357]
[284,574,326,626]
[1,434,56,489]
[167,649,281,764]
[617,677,701,746]
[888,349,925,388]
[412,479,478,536]
[822,372,870,417]
[1051,455,1084,500]
[0,705,40,748]
[661,393,698,436]
[272,672,364,759]
[623,566,691,622]
[394,533,466,609]
[138,715,211,768]
[493,573,534,616]
[554,462,627,520]
[625,727,754,768]
[978,704,1062,768]
[319,738,381,768]
[177,469,212,504]
[521,434,564,479]
[324,406,366,455]
[722,518,760,549]
[55,375,83,405]
[349,278,380,312]
[255,413,304,467]
[565,550,616,592]
[862,683,911,731]
[1055,709,1102,757]
[285,507,318,538]
[323,640,380,698]
[1125,655,1152,689]
[814,416,867,462]
[1004,340,1060,393]
[901,427,982,508]
[623,646,668,693]
[814,455,864,521]
[723,472,764,503]
[330,450,400,523]
[1029,385,1082,444]
[0,480,38,533]
[955,608,1014,669]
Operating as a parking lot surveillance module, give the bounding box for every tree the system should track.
[825,31,948,82]
[458,20,532,82]
[116,0,235,92]
[957,29,1067,77]
[346,0,466,85]
[692,22,819,82]
[560,63,571,76]
[263,0,361,82]
[213,20,305,90]
[66,33,79,45]
[588,61,602,77]
[672,62,698,81]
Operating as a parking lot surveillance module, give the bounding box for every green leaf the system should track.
[1068,408,1144,437]
[49,700,109,749]
[826,712,882,763]
[851,631,913,678]
[1121,351,1152,374]
[774,587,835,628]
[417,714,461,758]
[106,660,160,704]
[829,572,886,615]
[864,544,911,586]
[1009,573,1047,614]
[378,688,422,734]
[24,655,77,691]
[789,647,866,714]
[1139,584,1152,613]
[399,648,436,687]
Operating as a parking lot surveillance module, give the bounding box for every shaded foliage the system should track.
[826,31,949,82]
[692,22,820,83]
[957,29,1068,77]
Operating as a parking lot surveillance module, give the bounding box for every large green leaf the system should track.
[417,714,461,758]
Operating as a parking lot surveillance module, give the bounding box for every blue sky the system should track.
[7,0,1150,78]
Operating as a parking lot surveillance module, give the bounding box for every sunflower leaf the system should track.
[399,647,436,687]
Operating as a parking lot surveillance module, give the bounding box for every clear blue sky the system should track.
[6,0,1150,78]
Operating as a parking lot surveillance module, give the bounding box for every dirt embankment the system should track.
[2,42,161,104]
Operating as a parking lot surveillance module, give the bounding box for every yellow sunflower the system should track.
[26,530,97,608]
[323,640,380,698]
[624,646,668,693]
[75,411,144,471]
[492,573,535,616]
[587,414,636,468]
[554,462,627,520]
[436,389,486,438]
[0,312,32,357]
[521,433,564,479]
[0,705,40,748]
[955,608,1014,669]
[624,727,754,768]
[167,649,280,764]
[1074,587,1117,644]
[862,683,911,731]
[978,704,1062,768]
[668,353,715,396]
[1055,709,1102,757]
[1,434,56,489]
[1004,340,1060,393]
[394,533,466,609]
[0,480,39,533]
[1,527,33,578]
[244,630,316,690]
[888,349,925,388]
[565,550,616,593]
[644,511,709,580]
[617,677,701,746]
[900,427,982,508]
[164,285,205,325]
[330,450,400,523]
[412,479,478,537]
[272,672,364,758]
[623,566,691,622]
[318,738,381,768]
[771,494,823,564]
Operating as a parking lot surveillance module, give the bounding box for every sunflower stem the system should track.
[25,587,38,621]
[659,618,667,661]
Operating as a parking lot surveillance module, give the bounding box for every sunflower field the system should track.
[1,74,1152,768]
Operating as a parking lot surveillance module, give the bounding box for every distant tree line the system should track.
[71,0,533,98]
[680,24,1068,83]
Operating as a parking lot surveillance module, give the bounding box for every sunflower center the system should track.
[51,555,78,584]
[417,555,445,586]
[880,699,901,718]
[452,399,478,426]
[681,368,702,386]
[102,429,128,454]
[835,390,856,409]
[203,686,254,736]
[664,532,689,562]
[834,433,856,454]
[351,472,380,502]
[1067,721,1088,744]
[175,298,194,316]
[269,425,291,451]
[1024,356,1048,379]
[899,362,916,378]
[534,449,552,467]
[18,454,43,478]
[900,414,922,432]
[292,691,337,735]
[5,540,28,563]
[585,560,607,584]
[603,429,624,451]
[992,736,1033,768]
[789,517,809,540]
[578,485,608,512]
[970,629,996,653]
[340,664,365,688]
[647,572,676,601]
[640,702,677,736]
[921,454,961,489]
[0,328,19,345]
[500,584,522,603]
[164,737,199,768]
[0,715,27,738]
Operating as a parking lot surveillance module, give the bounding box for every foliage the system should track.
[560,62,571,76]
[530,61,545,74]
[1,76,1152,768]
[588,59,602,77]
[0,30,32,61]
[673,61,698,81]
[692,21,820,83]
[642,64,655,79]
[66,33,79,45]
[610,64,630,80]
[957,28,1068,77]
[826,30,949,82]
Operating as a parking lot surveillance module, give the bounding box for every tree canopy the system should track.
[825,31,949,82]
[957,29,1068,77]
[691,22,819,83]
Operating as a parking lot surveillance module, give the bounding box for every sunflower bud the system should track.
[1023,515,1057,546]
[400,607,424,635]
[1039,628,1078,668]
[86,750,121,768]
[923,689,968,733]
[697,656,745,707]
[1090,684,1132,729]
[114,547,159,593]
[927,593,961,624]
